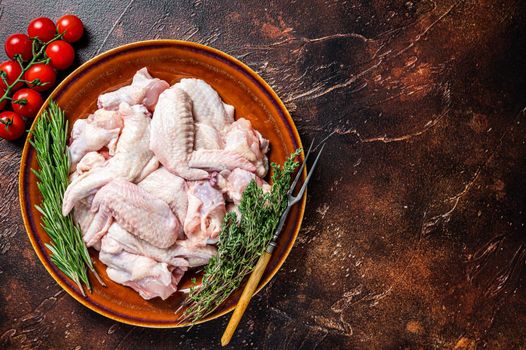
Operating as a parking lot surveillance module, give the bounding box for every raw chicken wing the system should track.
[70,152,106,250]
[68,109,122,170]
[189,149,256,173]
[175,78,234,131]
[107,223,217,267]
[138,167,188,225]
[150,87,208,180]
[98,67,169,112]
[62,103,155,215]
[222,168,270,204]
[99,235,183,300]
[85,179,181,248]
[224,118,269,177]
[184,181,226,244]
[194,122,223,150]
[135,156,159,182]
[75,151,106,174]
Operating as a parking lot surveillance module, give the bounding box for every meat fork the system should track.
[221,140,325,346]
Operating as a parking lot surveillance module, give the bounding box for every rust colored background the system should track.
[1,0,525,349]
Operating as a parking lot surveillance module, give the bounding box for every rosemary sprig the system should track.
[182,149,301,323]
[29,101,102,295]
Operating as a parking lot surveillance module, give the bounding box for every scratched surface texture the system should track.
[1,0,525,349]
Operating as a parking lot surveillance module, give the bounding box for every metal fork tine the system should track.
[291,143,325,205]
[288,138,315,195]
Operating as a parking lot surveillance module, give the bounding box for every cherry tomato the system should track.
[45,40,75,70]
[24,64,56,92]
[28,17,56,43]
[0,60,23,90]
[4,33,33,61]
[56,15,84,43]
[11,88,43,118]
[0,87,6,110]
[0,111,25,140]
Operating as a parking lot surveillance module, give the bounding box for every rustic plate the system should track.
[18,40,305,327]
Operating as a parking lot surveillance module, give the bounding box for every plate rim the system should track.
[18,39,306,328]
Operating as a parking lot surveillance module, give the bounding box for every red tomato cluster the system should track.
[0,15,84,141]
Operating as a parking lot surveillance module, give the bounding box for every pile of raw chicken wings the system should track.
[62,68,270,300]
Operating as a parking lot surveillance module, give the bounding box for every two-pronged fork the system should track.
[221,140,325,346]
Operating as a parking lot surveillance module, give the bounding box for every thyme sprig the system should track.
[29,101,102,295]
[182,149,302,323]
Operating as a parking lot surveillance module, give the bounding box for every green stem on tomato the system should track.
[33,58,51,65]
[0,117,12,127]
[0,72,9,88]
[15,79,33,84]
[0,33,62,105]
[31,38,38,58]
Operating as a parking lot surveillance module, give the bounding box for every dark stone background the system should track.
[1,0,525,349]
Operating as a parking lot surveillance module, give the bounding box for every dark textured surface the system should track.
[1,0,525,349]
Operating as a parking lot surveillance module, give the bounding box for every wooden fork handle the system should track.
[221,252,272,346]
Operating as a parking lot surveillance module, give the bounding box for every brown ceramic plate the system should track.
[18,40,305,328]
